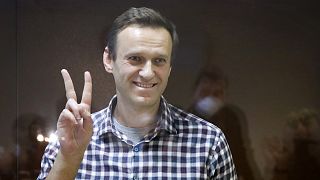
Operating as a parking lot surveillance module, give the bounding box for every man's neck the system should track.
[113,97,160,128]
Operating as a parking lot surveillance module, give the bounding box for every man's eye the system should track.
[128,56,142,62]
[154,58,166,65]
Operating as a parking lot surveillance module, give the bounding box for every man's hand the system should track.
[58,69,93,158]
[46,69,93,180]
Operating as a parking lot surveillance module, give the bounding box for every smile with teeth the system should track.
[134,82,156,88]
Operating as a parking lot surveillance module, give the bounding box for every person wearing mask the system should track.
[189,65,257,180]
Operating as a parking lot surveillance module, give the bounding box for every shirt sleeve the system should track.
[37,139,60,180]
[208,131,238,180]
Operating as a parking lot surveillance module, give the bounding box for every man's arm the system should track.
[46,150,85,179]
[41,70,93,180]
[208,132,238,180]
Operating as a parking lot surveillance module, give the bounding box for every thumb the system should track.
[80,108,93,133]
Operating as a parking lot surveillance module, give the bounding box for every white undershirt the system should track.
[112,116,157,145]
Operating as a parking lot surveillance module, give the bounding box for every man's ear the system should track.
[103,47,113,73]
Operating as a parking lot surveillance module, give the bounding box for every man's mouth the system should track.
[133,82,157,88]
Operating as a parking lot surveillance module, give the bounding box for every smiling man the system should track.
[38,7,237,179]
[104,26,172,128]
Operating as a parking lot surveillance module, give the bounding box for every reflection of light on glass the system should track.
[36,131,57,143]
[37,134,44,142]
[44,137,49,142]
[48,133,58,142]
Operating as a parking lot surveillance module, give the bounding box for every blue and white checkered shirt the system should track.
[38,96,237,179]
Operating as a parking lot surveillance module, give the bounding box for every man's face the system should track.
[195,79,226,102]
[105,25,172,108]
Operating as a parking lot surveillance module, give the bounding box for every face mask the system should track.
[194,96,224,118]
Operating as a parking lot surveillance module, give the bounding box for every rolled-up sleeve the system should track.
[37,139,60,180]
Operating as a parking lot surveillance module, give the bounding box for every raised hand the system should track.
[57,69,93,157]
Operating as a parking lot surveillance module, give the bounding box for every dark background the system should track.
[1,0,319,179]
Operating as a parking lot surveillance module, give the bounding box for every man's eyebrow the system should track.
[124,51,170,59]
[123,52,141,58]
[155,54,169,59]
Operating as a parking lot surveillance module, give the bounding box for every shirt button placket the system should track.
[132,146,140,180]
[133,147,139,152]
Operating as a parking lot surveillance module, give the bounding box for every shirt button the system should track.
[133,147,139,152]
[133,175,138,180]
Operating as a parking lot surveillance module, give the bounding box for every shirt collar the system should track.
[97,95,177,137]
[158,96,178,134]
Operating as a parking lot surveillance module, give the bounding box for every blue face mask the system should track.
[194,96,224,118]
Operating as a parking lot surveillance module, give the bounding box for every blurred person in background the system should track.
[189,65,260,180]
[265,108,320,180]
[16,114,48,179]
[0,113,48,179]
[0,146,16,179]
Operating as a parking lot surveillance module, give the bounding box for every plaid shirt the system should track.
[38,96,237,179]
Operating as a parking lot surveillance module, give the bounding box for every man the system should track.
[38,7,237,179]
[189,65,258,180]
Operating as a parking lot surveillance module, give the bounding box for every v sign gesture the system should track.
[46,69,93,179]
[59,69,93,155]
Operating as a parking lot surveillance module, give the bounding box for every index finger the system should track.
[81,71,92,108]
[61,69,77,101]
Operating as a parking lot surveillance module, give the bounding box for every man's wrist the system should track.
[46,151,84,180]
[57,150,84,166]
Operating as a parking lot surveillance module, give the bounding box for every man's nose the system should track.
[139,61,155,80]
